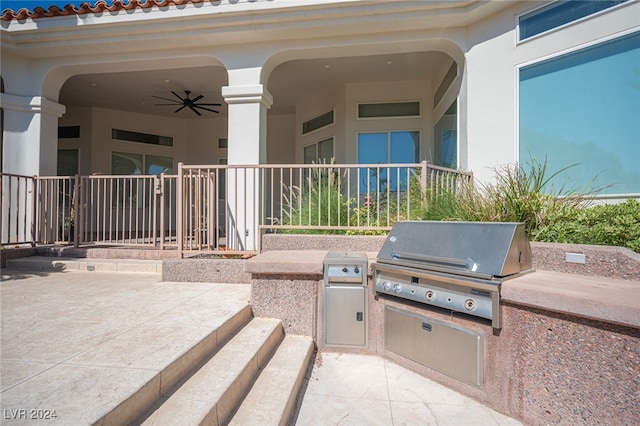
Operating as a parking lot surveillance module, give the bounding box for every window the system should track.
[58,126,80,139]
[218,138,228,149]
[304,138,334,164]
[111,152,173,175]
[146,155,173,175]
[519,0,628,41]
[112,129,173,147]
[519,32,640,196]
[358,102,420,119]
[434,101,457,169]
[218,158,227,199]
[358,131,419,191]
[434,63,457,107]
[303,111,334,134]
[57,149,79,176]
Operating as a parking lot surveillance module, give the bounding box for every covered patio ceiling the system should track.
[59,50,451,118]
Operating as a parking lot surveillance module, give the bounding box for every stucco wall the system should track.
[345,80,433,163]
[56,107,296,172]
[463,1,640,183]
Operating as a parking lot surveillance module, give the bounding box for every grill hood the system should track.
[376,221,533,278]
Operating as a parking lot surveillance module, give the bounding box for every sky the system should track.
[1,0,124,12]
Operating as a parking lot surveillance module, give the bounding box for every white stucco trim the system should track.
[0,93,65,117]
[222,84,273,109]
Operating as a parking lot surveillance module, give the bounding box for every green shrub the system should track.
[280,165,351,234]
[533,199,640,252]
[416,160,594,234]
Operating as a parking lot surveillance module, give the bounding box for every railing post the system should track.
[73,175,80,247]
[31,175,38,247]
[158,173,165,250]
[420,161,427,191]
[176,162,184,257]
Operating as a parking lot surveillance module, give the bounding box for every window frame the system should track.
[57,148,80,176]
[515,30,640,197]
[302,110,335,135]
[303,137,335,164]
[356,101,421,120]
[516,0,630,44]
[111,151,174,176]
[356,130,421,164]
[111,128,174,147]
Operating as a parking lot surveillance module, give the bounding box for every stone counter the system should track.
[501,270,640,329]
[244,250,327,275]
[246,250,327,339]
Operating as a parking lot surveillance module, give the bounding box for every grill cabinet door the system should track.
[385,306,483,387]
[324,285,366,347]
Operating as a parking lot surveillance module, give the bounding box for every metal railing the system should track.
[1,173,37,246]
[265,162,472,232]
[1,162,472,255]
[36,175,77,245]
[77,174,177,248]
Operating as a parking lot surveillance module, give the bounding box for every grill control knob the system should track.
[383,281,391,291]
[393,283,402,294]
[464,299,477,311]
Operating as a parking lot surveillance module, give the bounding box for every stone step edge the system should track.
[229,334,315,426]
[98,305,253,425]
[139,317,284,426]
[6,256,163,273]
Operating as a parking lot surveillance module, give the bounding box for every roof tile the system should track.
[2,0,202,21]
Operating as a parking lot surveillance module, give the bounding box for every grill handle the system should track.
[391,252,477,271]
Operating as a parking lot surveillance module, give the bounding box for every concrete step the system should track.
[98,303,253,425]
[5,256,163,274]
[140,317,285,425]
[229,334,315,426]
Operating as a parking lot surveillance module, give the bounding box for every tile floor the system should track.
[295,352,522,426]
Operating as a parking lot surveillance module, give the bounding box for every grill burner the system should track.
[373,221,533,329]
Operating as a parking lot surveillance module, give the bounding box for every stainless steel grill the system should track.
[372,221,533,329]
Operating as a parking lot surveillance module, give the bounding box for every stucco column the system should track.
[1,94,66,176]
[221,83,273,251]
[1,94,65,244]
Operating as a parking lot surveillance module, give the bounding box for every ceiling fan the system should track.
[152,90,221,116]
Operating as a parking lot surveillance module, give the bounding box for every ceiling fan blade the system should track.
[171,91,185,102]
[154,103,181,106]
[151,95,181,103]
[188,105,202,116]
[191,95,204,103]
[194,105,220,113]
[174,105,188,113]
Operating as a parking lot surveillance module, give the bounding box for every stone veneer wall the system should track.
[162,258,251,283]
[501,303,639,425]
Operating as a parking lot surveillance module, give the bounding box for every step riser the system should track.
[6,258,162,274]
[160,306,253,395]
[228,336,315,426]
[99,306,253,425]
[141,318,285,426]
[216,324,285,425]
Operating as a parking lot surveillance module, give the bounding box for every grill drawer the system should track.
[385,306,483,387]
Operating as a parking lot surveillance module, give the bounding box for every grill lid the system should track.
[376,221,533,278]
